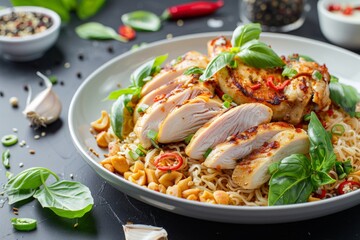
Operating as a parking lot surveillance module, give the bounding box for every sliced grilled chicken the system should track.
[158,95,222,143]
[207,36,231,58]
[185,103,273,160]
[141,51,209,96]
[211,38,331,125]
[232,128,309,189]
[203,122,294,169]
[134,80,213,149]
[133,75,189,123]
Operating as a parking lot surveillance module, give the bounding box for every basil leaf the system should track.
[76,0,105,20]
[183,67,205,76]
[329,81,360,117]
[11,0,71,22]
[121,11,161,32]
[105,87,140,101]
[7,188,37,205]
[5,167,51,191]
[312,171,336,187]
[131,54,168,88]
[282,67,298,78]
[75,22,127,42]
[61,0,77,11]
[200,52,235,81]
[231,23,261,48]
[110,94,134,140]
[308,112,337,172]
[33,180,93,219]
[268,154,313,206]
[238,40,285,69]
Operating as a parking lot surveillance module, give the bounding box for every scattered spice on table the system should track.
[9,97,19,108]
[23,85,29,92]
[64,62,71,68]
[0,91,4,97]
[29,149,35,155]
[60,81,65,86]
[0,11,53,37]
[76,72,82,79]
[107,46,114,53]
[78,53,84,61]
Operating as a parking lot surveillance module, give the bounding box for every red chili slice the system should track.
[154,152,184,171]
[249,83,261,90]
[266,76,290,91]
[313,188,326,199]
[343,6,353,15]
[118,25,136,40]
[328,4,342,12]
[338,180,360,195]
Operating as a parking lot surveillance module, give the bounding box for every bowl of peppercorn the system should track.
[318,0,360,49]
[0,6,61,61]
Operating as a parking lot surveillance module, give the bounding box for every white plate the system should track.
[69,32,360,224]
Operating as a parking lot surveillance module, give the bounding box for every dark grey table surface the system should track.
[1,0,360,239]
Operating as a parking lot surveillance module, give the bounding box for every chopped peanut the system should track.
[91,110,110,132]
[131,161,145,173]
[145,168,158,184]
[199,191,215,204]
[96,131,110,148]
[108,141,120,156]
[111,155,129,174]
[103,163,115,173]
[186,194,198,201]
[182,188,201,198]
[158,171,183,187]
[128,170,146,186]
[166,185,182,197]
[213,190,230,205]
[124,171,132,180]
[177,177,192,192]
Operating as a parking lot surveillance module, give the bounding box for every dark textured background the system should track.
[0,0,359,239]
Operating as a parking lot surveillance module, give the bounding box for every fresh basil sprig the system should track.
[110,94,134,140]
[76,22,127,42]
[4,167,93,219]
[121,11,161,32]
[268,112,336,205]
[200,23,284,81]
[329,76,360,117]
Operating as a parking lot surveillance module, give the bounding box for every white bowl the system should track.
[318,0,360,49]
[0,6,61,61]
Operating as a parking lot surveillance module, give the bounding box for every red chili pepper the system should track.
[328,4,342,12]
[266,76,290,91]
[154,152,184,171]
[338,181,360,195]
[343,6,353,15]
[118,25,136,40]
[161,1,224,20]
[327,108,334,117]
[313,188,326,199]
[249,83,261,90]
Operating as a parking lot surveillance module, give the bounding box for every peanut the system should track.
[91,110,110,132]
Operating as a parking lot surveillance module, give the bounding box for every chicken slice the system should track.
[133,75,189,123]
[185,103,273,160]
[232,128,309,189]
[134,81,212,149]
[204,122,294,169]
[141,51,209,96]
[158,94,222,143]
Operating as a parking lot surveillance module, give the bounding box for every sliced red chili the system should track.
[338,180,360,195]
[154,152,183,171]
[328,4,342,12]
[343,6,353,15]
[249,83,261,90]
[266,76,290,91]
[327,108,334,117]
[118,25,136,40]
[313,188,326,199]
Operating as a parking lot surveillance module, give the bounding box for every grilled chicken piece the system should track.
[207,36,231,58]
[203,122,294,169]
[141,51,209,96]
[133,75,189,123]
[134,78,214,149]
[185,103,273,160]
[210,38,331,125]
[232,128,309,189]
[158,95,222,143]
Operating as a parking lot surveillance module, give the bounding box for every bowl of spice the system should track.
[239,0,307,32]
[318,0,360,49]
[0,6,61,61]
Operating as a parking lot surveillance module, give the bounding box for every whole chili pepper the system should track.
[161,1,224,20]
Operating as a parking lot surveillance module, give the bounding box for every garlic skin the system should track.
[23,72,62,128]
[123,224,168,240]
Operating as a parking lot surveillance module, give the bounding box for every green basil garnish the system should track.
[312,70,322,81]
[5,167,93,219]
[329,80,360,117]
[282,67,298,78]
[75,22,127,42]
[268,112,336,205]
[110,94,134,140]
[147,130,159,148]
[183,66,205,76]
[121,11,161,32]
[231,23,261,48]
[200,52,235,81]
[238,40,285,69]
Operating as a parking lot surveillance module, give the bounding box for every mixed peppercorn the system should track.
[0,11,53,37]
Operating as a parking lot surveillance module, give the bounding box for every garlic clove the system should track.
[123,224,168,240]
[23,72,62,128]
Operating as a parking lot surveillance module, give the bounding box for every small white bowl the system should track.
[318,0,360,50]
[0,6,61,61]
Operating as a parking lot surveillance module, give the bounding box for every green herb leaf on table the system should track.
[121,11,161,32]
[33,180,93,219]
[61,0,77,11]
[75,22,127,42]
[238,40,285,69]
[231,23,261,48]
[329,80,360,117]
[7,189,37,205]
[5,167,51,191]
[200,52,235,81]
[76,0,105,20]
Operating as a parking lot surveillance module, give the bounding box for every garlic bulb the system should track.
[23,71,62,128]
[123,224,168,240]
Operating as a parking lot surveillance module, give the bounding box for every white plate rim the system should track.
[68,31,360,224]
